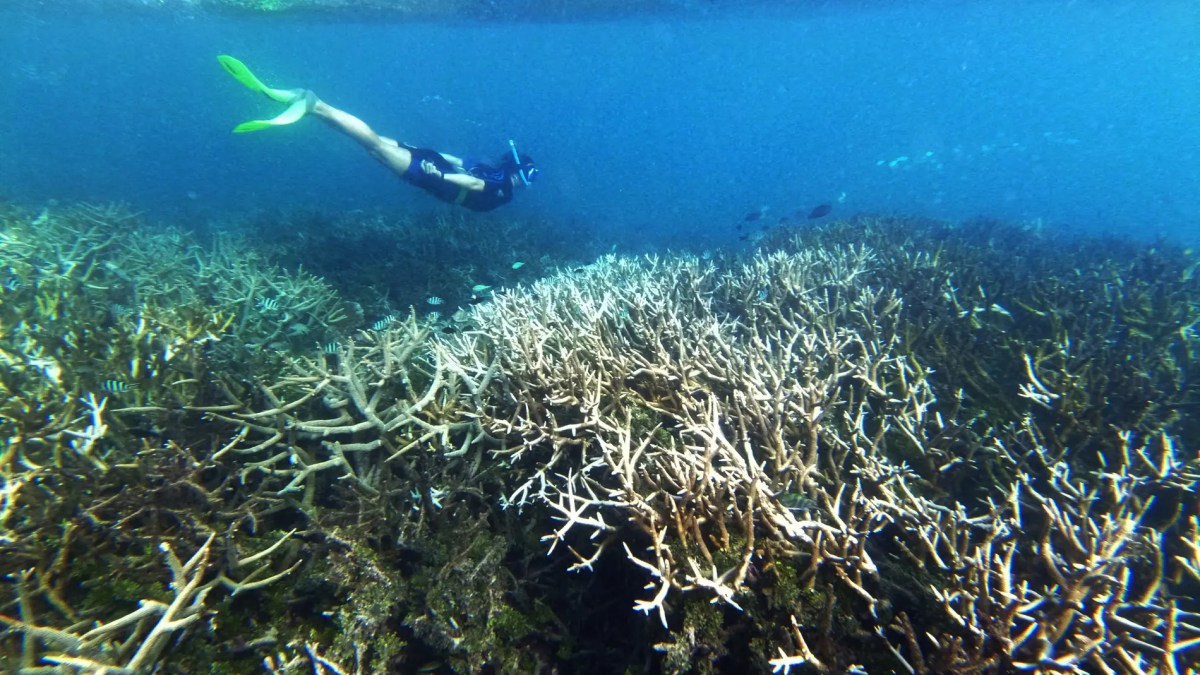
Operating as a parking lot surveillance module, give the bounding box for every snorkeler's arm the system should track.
[441,172,486,191]
[419,158,484,190]
[438,153,465,168]
[415,157,480,189]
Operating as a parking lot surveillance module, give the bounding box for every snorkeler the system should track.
[217,55,538,212]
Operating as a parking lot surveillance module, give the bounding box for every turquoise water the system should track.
[2,0,1197,247]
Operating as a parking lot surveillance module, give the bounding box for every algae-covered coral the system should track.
[1,202,1198,673]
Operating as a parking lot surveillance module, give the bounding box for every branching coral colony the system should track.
[216,222,1198,672]
[453,244,1200,673]
[2,200,1198,674]
[0,203,329,673]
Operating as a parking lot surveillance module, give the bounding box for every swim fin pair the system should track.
[218,54,315,133]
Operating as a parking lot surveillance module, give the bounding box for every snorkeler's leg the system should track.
[376,134,462,169]
[311,101,413,174]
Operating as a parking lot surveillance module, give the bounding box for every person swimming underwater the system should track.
[218,55,538,212]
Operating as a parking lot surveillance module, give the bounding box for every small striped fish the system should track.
[426,296,445,306]
[372,314,397,331]
[101,380,135,393]
[322,342,340,354]
[257,297,281,311]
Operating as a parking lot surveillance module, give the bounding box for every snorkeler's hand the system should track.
[421,160,443,177]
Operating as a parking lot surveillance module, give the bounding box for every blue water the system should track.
[2,0,1198,248]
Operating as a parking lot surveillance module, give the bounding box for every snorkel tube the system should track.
[508,139,537,186]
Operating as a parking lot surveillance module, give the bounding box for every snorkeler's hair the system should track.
[497,150,538,185]
[499,151,535,173]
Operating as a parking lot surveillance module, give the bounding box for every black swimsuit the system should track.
[403,147,514,212]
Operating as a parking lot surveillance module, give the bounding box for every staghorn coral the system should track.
[234,207,603,317]
[438,232,1199,672]
[204,312,474,503]
[0,202,352,455]
[3,200,1198,673]
[208,219,1199,672]
[449,246,927,619]
[0,201,346,531]
[883,430,1199,674]
[208,312,567,672]
[0,202,344,673]
[1,529,298,673]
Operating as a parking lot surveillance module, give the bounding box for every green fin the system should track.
[219,55,314,133]
[217,54,296,103]
[231,97,311,133]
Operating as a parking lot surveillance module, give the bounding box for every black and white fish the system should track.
[372,314,397,331]
[101,380,135,393]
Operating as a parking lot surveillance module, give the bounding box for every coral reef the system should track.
[451,228,1200,672]
[0,202,351,673]
[2,202,1197,673]
[233,207,603,316]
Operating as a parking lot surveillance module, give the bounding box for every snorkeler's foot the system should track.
[218,55,319,133]
[299,88,318,113]
[228,93,313,133]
